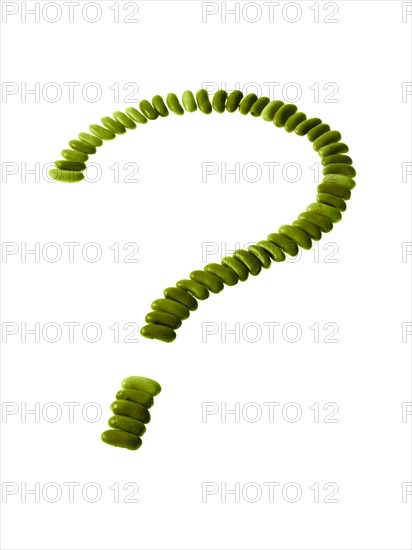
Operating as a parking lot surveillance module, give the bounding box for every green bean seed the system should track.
[176,279,209,300]
[239,93,258,115]
[307,202,342,223]
[196,89,212,114]
[145,310,182,329]
[295,118,322,136]
[108,415,147,436]
[78,132,103,147]
[89,124,116,140]
[204,263,238,286]
[152,298,190,319]
[48,169,84,183]
[250,97,270,117]
[267,233,299,256]
[182,90,197,112]
[166,93,184,115]
[307,123,330,142]
[61,149,88,162]
[284,112,307,132]
[190,270,224,293]
[248,245,271,268]
[221,256,249,281]
[274,104,298,128]
[256,240,286,262]
[139,100,159,120]
[101,116,126,135]
[317,193,347,212]
[318,142,349,157]
[113,111,136,129]
[298,212,333,233]
[122,376,162,397]
[260,100,284,121]
[101,429,142,451]
[321,154,353,166]
[152,95,169,117]
[313,130,341,151]
[212,90,228,113]
[125,107,148,124]
[278,224,312,250]
[111,400,151,424]
[322,174,356,189]
[225,91,244,113]
[140,324,176,343]
[164,287,198,310]
[317,182,352,199]
[69,139,96,154]
[292,219,322,241]
[55,160,86,171]
[323,163,356,178]
[233,249,261,275]
[116,389,154,409]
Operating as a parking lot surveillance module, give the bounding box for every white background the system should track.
[1,1,411,549]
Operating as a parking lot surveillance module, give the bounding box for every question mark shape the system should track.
[49,87,356,449]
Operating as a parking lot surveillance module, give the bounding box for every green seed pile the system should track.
[101,376,161,450]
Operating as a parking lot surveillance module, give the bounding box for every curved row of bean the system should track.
[49,88,355,343]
